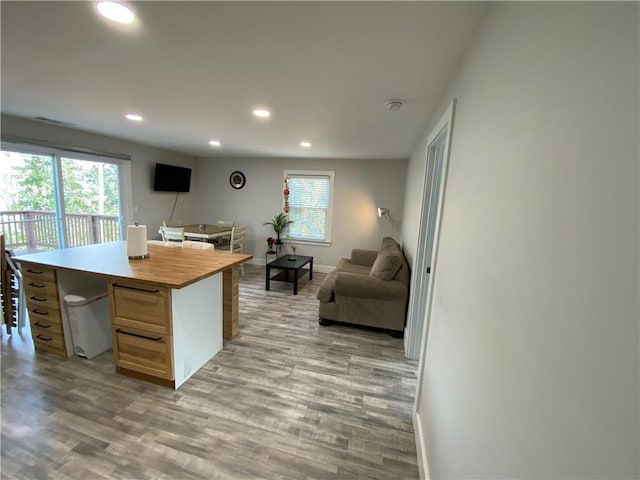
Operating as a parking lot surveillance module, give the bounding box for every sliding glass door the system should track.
[60,156,122,248]
[0,146,127,253]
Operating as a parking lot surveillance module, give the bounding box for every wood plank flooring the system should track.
[1,265,419,479]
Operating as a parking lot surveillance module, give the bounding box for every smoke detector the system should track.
[385,99,403,111]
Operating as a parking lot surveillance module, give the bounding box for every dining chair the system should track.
[216,225,246,276]
[160,226,185,243]
[182,240,214,251]
[147,240,180,247]
[215,220,234,245]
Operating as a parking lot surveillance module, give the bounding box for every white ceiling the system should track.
[1,1,488,160]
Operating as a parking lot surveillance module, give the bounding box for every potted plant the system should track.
[266,237,276,252]
[263,212,292,244]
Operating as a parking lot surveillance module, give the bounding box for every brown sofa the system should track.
[316,237,409,336]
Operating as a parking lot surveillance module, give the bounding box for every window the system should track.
[0,143,132,253]
[284,170,334,244]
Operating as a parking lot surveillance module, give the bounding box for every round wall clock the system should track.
[229,171,246,189]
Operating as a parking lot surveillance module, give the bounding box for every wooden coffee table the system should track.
[266,254,313,295]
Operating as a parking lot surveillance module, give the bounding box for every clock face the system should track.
[229,171,246,189]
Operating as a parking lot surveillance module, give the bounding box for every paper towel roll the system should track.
[127,224,149,259]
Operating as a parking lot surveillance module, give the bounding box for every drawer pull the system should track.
[34,322,51,328]
[36,334,52,342]
[30,296,47,302]
[113,284,160,294]
[116,328,162,341]
[27,269,45,274]
[32,309,49,316]
[28,282,45,288]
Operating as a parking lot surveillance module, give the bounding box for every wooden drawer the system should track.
[112,326,173,380]
[22,266,56,282]
[24,288,60,310]
[23,278,58,297]
[27,304,62,326]
[30,312,63,333]
[32,322,66,354]
[111,282,171,335]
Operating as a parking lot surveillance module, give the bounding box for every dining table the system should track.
[167,224,233,242]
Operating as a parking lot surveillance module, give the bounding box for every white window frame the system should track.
[283,169,334,246]
[0,141,133,247]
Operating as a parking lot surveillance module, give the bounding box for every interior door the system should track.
[404,100,456,360]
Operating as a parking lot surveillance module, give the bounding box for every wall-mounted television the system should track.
[153,163,192,192]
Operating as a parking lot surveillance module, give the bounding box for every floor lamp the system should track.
[377,207,393,237]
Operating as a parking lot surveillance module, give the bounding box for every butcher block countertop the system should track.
[15,241,252,289]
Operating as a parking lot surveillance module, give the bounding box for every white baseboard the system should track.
[414,412,430,480]
[246,257,335,274]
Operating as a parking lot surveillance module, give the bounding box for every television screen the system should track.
[153,163,192,192]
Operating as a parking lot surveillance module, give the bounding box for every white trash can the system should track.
[64,287,111,359]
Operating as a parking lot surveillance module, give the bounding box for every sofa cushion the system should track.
[317,271,336,302]
[369,249,402,280]
[336,257,371,276]
[378,236,399,254]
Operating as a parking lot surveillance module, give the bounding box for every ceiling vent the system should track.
[34,116,74,127]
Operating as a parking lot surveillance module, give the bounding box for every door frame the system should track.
[409,100,456,480]
[404,100,456,360]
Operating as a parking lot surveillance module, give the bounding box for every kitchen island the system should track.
[16,241,252,388]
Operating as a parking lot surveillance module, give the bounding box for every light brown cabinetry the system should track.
[23,266,67,356]
[109,281,174,385]
[16,242,251,389]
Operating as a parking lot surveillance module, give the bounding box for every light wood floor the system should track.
[1,265,419,479]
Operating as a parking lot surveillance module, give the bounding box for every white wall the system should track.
[193,156,407,268]
[403,3,639,478]
[1,114,198,234]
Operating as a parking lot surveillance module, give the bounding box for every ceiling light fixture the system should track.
[125,113,143,121]
[299,141,311,148]
[209,140,221,147]
[253,109,271,118]
[96,1,135,24]
[385,99,404,111]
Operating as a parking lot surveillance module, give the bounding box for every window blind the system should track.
[287,174,331,241]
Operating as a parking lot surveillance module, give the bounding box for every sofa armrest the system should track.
[334,272,406,300]
[350,249,378,266]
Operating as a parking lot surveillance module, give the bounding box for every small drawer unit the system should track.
[22,265,68,357]
[109,281,174,383]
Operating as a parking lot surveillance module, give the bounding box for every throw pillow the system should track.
[370,252,402,281]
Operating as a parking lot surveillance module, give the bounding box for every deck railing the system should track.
[0,210,121,253]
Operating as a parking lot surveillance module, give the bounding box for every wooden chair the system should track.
[215,220,234,245]
[1,235,25,336]
[216,225,246,276]
[160,226,185,243]
[182,240,214,251]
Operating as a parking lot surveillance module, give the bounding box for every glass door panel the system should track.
[0,150,59,252]
[60,157,122,247]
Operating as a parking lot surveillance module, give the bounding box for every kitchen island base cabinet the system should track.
[23,266,70,357]
[109,273,222,389]
[16,242,249,388]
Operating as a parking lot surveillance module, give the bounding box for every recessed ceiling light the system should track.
[253,109,271,118]
[96,1,135,24]
[299,141,312,148]
[125,113,143,121]
[209,140,221,147]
